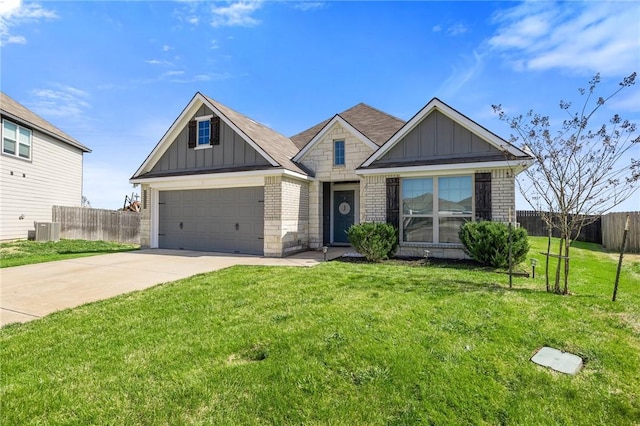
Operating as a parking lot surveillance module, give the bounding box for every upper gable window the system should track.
[188,115,220,149]
[2,119,32,160]
[197,119,210,146]
[334,140,345,166]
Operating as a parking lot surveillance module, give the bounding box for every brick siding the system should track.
[263,175,310,257]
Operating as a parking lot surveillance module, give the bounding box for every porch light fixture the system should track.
[322,246,328,261]
[530,258,538,278]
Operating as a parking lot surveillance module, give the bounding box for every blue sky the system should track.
[1,0,639,211]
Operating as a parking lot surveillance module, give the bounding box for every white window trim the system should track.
[196,115,213,147]
[2,118,32,161]
[400,175,474,245]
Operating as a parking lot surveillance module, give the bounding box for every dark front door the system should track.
[333,190,354,244]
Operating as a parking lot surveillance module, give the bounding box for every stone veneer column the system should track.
[263,175,310,257]
[139,183,151,247]
[263,176,283,257]
[280,177,309,254]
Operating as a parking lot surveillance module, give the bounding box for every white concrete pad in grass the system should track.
[531,347,583,375]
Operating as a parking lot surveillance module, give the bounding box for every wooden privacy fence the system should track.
[602,212,640,253]
[516,211,602,244]
[52,206,140,244]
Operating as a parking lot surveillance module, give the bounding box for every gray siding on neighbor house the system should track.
[150,105,270,174]
[372,110,503,166]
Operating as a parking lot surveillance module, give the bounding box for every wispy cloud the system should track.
[135,70,231,85]
[210,1,262,27]
[28,85,91,120]
[293,2,325,12]
[437,50,485,100]
[145,58,174,66]
[447,23,467,36]
[432,22,467,36]
[0,0,57,46]
[488,2,640,76]
[164,70,185,77]
[169,72,232,83]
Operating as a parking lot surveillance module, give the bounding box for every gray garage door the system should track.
[158,187,264,255]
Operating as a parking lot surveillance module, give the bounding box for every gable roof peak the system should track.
[339,102,404,124]
[291,101,406,151]
[131,91,307,179]
[360,96,533,168]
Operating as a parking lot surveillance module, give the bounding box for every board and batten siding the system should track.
[373,110,502,165]
[0,128,84,240]
[150,105,270,174]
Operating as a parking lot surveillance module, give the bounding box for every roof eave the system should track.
[1,110,91,153]
[356,158,535,176]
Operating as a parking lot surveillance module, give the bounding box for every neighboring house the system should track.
[0,92,91,241]
[131,92,532,258]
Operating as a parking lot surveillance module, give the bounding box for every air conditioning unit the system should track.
[35,222,61,242]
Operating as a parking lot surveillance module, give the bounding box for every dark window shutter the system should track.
[386,178,399,229]
[475,172,492,221]
[211,116,220,146]
[322,182,331,245]
[188,120,196,148]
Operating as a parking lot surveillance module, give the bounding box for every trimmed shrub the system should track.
[459,221,529,268]
[347,223,398,262]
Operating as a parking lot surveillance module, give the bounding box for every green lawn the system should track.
[0,239,139,268]
[1,238,638,424]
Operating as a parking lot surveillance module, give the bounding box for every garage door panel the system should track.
[158,187,264,255]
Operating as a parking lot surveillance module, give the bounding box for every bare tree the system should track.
[493,72,639,294]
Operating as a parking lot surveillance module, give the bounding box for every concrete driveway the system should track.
[0,247,350,326]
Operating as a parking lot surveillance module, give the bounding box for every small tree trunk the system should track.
[554,238,564,294]
[546,226,552,292]
[563,241,570,294]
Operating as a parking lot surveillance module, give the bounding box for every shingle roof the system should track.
[202,94,306,175]
[0,92,91,153]
[290,103,405,149]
